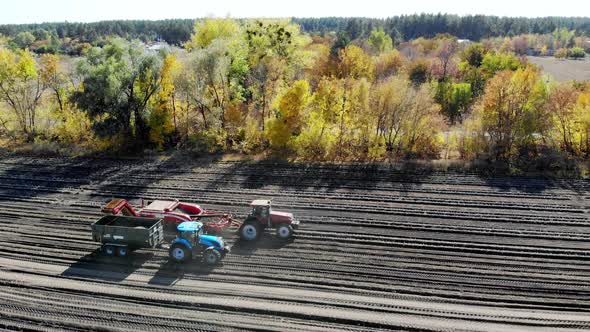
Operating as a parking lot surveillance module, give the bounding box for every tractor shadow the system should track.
[61,248,154,282]
[147,259,218,286]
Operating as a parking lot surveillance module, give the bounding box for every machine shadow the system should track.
[204,159,437,199]
[61,248,154,282]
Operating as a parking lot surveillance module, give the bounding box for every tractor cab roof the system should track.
[251,199,271,207]
[177,221,203,233]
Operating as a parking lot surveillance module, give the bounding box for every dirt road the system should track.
[0,156,589,331]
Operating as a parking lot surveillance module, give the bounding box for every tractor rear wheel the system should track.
[240,223,259,241]
[276,224,294,239]
[169,244,191,263]
[203,249,221,265]
[103,245,115,256]
[117,246,129,257]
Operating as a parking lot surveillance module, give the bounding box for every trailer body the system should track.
[91,215,164,256]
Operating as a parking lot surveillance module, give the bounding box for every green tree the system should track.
[14,31,35,49]
[368,28,393,54]
[175,41,231,131]
[71,39,164,145]
[568,47,586,59]
[407,60,430,85]
[435,82,472,123]
[480,52,524,79]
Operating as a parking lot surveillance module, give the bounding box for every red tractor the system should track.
[239,200,299,241]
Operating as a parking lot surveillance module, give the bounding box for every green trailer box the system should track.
[91,215,164,256]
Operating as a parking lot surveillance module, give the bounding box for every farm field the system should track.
[0,156,589,331]
[527,56,590,81]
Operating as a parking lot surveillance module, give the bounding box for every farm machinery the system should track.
[102,198,299,241]
[91,215,229,264]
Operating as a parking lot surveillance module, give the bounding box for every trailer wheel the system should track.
[103,245,115,256]
[240,223,259,241]
[117,246,129,257]
[203,249,221,265]
[276,224,294,239]
[169,244,190,263]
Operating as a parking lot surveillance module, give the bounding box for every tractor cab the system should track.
[250,199,272,227]
[176,221,203,245]
[249,200,297,226]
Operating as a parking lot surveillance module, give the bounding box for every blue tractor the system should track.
[169,221,230,264]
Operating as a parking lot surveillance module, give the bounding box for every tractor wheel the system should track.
[117,246,129,257]
[103,245,115,256]
[203,249,221,265]
[169,244,191,263]
[240,223,259,241]
[276,224,294,240]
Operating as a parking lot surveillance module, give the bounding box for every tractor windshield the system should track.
[181,230,195,243]
[252,206,269,217]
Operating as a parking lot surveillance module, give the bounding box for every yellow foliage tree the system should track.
[265,80,310,150]
[149,53,178,149]
[471,66,548,160]
[186,18,240,50]
[338,45,374,81]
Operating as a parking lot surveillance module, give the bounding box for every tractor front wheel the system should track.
[169,244,191,263]
[240,223,259,241]
[276,224,294,239]
[203,249,221,265]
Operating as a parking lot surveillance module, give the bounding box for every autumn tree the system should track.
[371,76,444,158]
[374,50,403,80]
[0,49,45,140]
[337,45,374,80]
[295,77,344,159]
[371,76,412,155]
[149,53,178,149]
[185,18,240,50]
[431,39,458,81]
[266,80,310,149]
[39,54,93,144]
[244,19,310,129]
[472,67,548,160]
[545,83,590,156]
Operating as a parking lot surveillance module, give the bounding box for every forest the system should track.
[0,17,589,168]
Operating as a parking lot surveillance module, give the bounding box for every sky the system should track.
[2,0,590,24]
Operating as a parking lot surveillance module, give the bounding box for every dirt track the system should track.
[0,156,589,331]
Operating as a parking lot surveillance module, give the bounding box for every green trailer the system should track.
[91,215,164,257]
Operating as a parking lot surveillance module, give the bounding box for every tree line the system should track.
[0,18,589,167]
[1,15,590,53]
